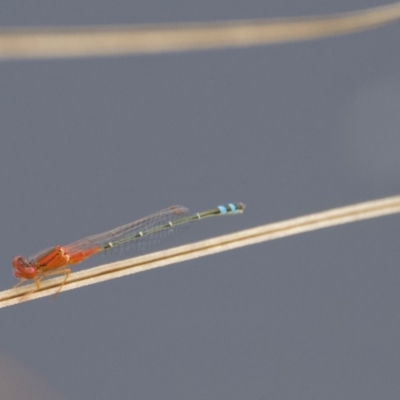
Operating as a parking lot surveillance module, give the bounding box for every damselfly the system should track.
[12,203,245,295]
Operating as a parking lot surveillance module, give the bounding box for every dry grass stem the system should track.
[0,2,399,59]
[1,194,400,308]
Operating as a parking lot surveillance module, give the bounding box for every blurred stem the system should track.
[0,2,399,59]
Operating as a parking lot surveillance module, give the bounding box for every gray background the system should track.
[1,1,400,399]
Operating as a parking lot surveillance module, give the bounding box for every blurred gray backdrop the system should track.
[0,1,399,399]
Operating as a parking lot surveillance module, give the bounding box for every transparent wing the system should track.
[63,205,189,255]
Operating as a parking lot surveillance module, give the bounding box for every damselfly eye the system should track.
[12,256,37,278]
[18,257,26,266]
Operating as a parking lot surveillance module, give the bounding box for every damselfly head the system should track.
[12,256,37,279]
